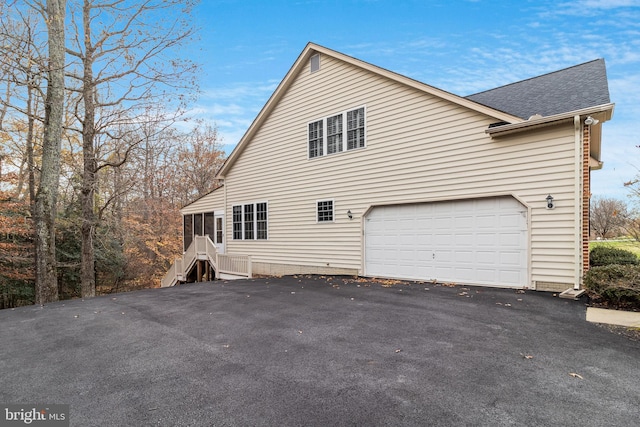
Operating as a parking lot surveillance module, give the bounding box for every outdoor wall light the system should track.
[347,210,353,220]
[584,116,599,126]
[546,194,555,210]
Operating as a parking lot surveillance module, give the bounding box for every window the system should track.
[216,217,223,244]
[347,107,365,150]
[310,53,320,73]
[308,120,323,158]
[232,206,242,240]
[308,106,366,158]
[317,200,334,222]
[244,204,254,240]
[232,202,268,240]
[327,114,343,154]
[257,202,268,240]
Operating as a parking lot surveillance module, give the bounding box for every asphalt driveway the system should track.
[1,276,639,426]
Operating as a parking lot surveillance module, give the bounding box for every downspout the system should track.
[574,116,583,290]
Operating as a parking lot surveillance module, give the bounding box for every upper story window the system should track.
[308,106,366,159]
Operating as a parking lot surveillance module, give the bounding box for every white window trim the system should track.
[316,199,335,223]
[232,201,269,240]
[307,105,367,159]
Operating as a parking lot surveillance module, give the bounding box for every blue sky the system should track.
[189,0,640,201]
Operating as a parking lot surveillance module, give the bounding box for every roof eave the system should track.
[485,103,615,137]
[218,43,318,177]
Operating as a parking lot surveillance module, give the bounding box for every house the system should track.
[164,42,614,292]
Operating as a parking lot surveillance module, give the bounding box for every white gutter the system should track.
[486,103,614,137]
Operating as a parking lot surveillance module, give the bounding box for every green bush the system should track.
[584,264,640,310]
[589,246,639,267]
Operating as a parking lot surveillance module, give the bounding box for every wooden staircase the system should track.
[161,235,252,287]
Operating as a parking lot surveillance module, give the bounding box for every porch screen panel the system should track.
[204,212,215,238]
[194,213,203,236]
[183,215,193,251]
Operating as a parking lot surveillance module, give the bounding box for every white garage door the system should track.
[364,197,528,287]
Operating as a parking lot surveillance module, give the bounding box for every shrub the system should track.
[584,264,640,310]
[589,246,639,267]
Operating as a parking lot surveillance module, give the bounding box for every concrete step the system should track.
[559,288,586,300]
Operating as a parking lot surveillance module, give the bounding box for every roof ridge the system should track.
[466,58,604,97]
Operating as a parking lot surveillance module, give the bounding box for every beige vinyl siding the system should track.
[181,187,224,215]
[224,55,579,286]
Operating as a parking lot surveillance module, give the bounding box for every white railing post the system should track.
[247,255,252,278]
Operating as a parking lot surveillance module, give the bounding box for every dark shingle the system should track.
[465,59,610,119]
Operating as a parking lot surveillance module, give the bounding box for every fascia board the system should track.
[486,103,615,137]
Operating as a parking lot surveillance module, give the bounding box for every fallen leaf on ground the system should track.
[520,353,534,359]
[569,372,584,379]
[395,349,402,353]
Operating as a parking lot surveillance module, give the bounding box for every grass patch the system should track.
[589,239,640,257]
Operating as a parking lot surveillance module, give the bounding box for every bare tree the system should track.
[31,0,66,304]
[64,0,199,298]
[590,197,628,239]
[0,7,47,205]
[176,122,225,205]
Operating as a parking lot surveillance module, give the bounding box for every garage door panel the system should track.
[500,251,522,266]
[500,270,522,283]
[455,215,474,229]
[499,213,523,228]
[455,251,473,263]
[500,233,523,247]
[476,233,498,246]
[455,233,473,246]
[365,197,528,287]
[477,269,498,282]
[455,268,474,281]
[435,217,452,228]
[476,215,497,228]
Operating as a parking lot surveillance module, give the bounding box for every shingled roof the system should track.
[465,59,611,120]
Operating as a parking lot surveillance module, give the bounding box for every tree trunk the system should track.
[80,0,96,298]
[34,0,66,305]
[27,79,36,209]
